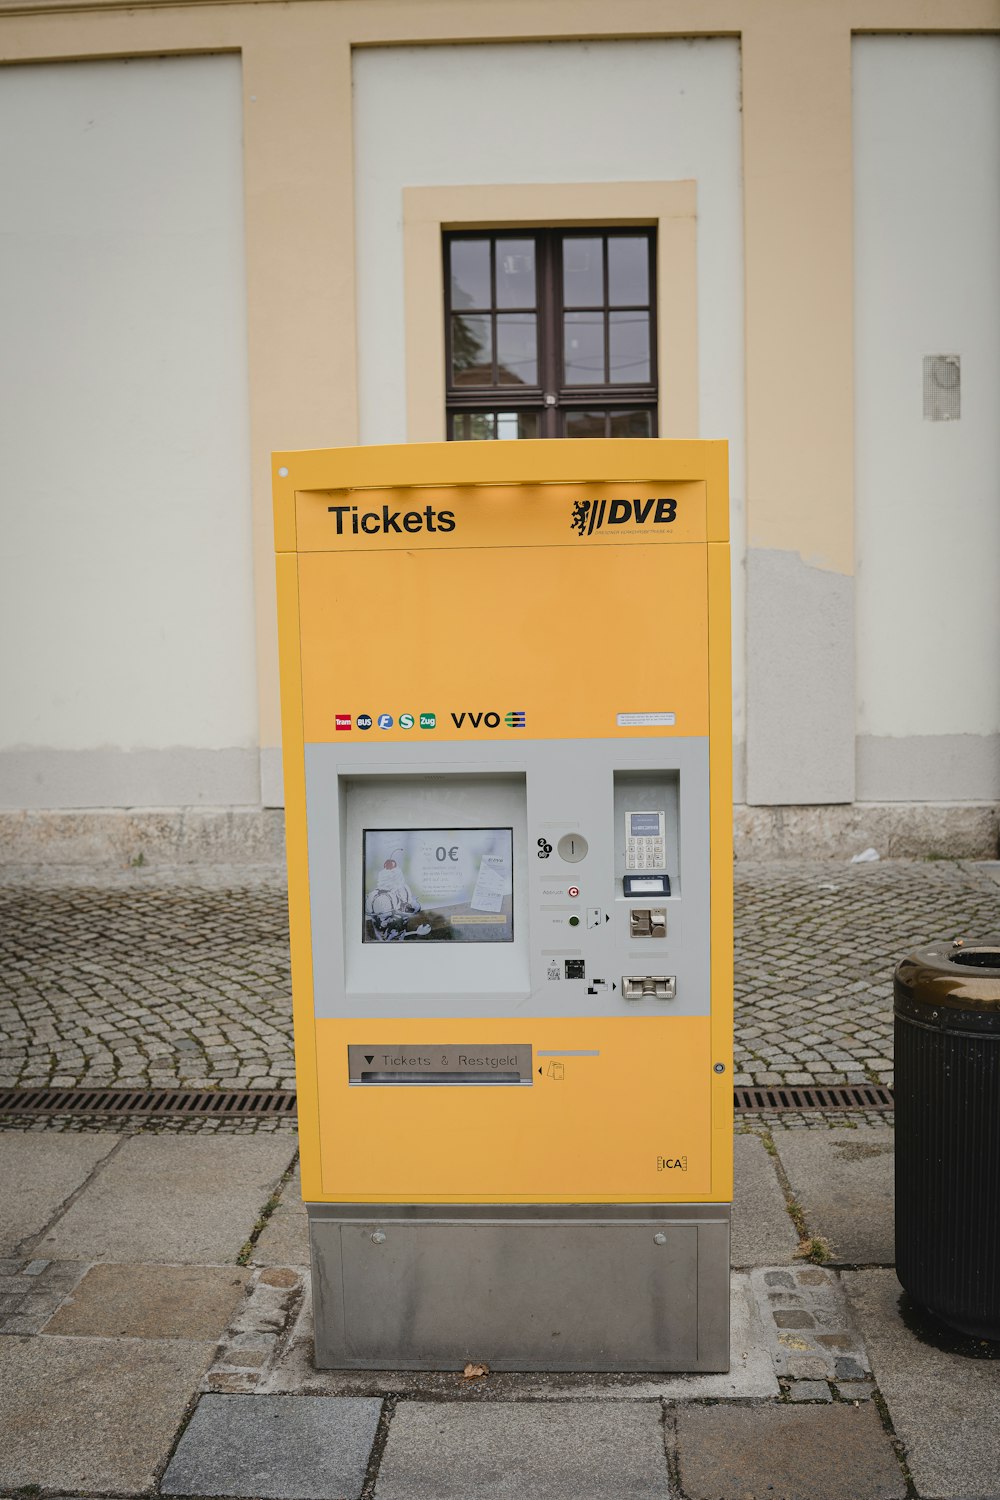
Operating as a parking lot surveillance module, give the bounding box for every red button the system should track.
[568,886,580,898]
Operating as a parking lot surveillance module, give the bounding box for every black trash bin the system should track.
[895,941,1000,1339]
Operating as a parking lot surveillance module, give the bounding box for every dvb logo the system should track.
[570,496,677,536]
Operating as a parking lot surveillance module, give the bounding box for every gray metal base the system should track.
[308,1202,731,1372]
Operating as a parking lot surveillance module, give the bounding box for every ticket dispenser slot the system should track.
[622,975,677,1001]
[348,1044,533,1085]
[274,438,732,1376]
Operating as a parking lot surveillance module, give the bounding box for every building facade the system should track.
[1,0,998,860]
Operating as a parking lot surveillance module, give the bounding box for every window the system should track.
[445,229,657,439]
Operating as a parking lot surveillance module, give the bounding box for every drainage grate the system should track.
[734,1083,894,1113]
[0,1087,297,1118]
[0,1083,892,1119]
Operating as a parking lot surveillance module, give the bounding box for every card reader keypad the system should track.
[624,809,667,871]
[625,835,666,869]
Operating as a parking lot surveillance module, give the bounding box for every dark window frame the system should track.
[444,228,658,440]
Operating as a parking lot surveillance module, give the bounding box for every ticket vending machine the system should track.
[273,439,732,1371]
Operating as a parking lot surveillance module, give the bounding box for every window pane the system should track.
[608,237,649,306]
[451,314,493,385]
[496,410,541,440]
[564,311,605,384]
[496,314,537,386]
[563,410,607,438]
[609,408,654,437]
[445,229,658,442]
[450,239,491,310]
[609,311,650,384]
[562,236,603,307]
[451,410,542,440]
[452,412,496,440]
[496,239,536,308]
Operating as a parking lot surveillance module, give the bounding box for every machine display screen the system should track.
[363,828,514,944]
[629,812,662,836]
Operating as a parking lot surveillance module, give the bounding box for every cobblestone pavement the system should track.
[1,859,998,1095]
[733,858,999,1090]
[0,871,293,1091]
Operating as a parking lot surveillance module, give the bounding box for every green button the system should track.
[568,915,580,926]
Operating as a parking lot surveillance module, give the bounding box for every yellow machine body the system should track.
[274,440,732,1371]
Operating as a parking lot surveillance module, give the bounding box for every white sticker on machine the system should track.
[616,712,676,727]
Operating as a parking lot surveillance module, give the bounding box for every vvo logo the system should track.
[571,496,677,536]
[451,710,526,730]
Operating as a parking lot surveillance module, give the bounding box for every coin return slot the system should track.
[621,975,677,1001]
[629,908,667,939]
[347,1045,533,1085]
[359,1071,526,1086]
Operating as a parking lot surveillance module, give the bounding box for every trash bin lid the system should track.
[895,940,1000,1015]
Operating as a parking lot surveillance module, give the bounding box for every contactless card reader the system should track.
[623,872,671,898]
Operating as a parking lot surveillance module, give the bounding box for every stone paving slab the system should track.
[732,1131,799,1265]
[161,1393,382,1499]
[36,1133,297,1263]
[787,1378,832,1401]
[264,1270,778,1400]
[750,1265,869,1381]
[0,1130,117,1252]
[252,1165,308,1265]
[374,1400,671,1499]
[0,1257,88,1334]
[837,1380,875,1400]
[44,1262,250,1338]
[772,1126,895,1264]
[205,1267,306,1394]
[844,1268,1000,1499]
[0,1332,214,1493]
[674,1402,906,1500]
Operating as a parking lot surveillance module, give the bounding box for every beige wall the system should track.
[0,52,259,809]
[853,34,1000,803]
[1,0,997,814]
